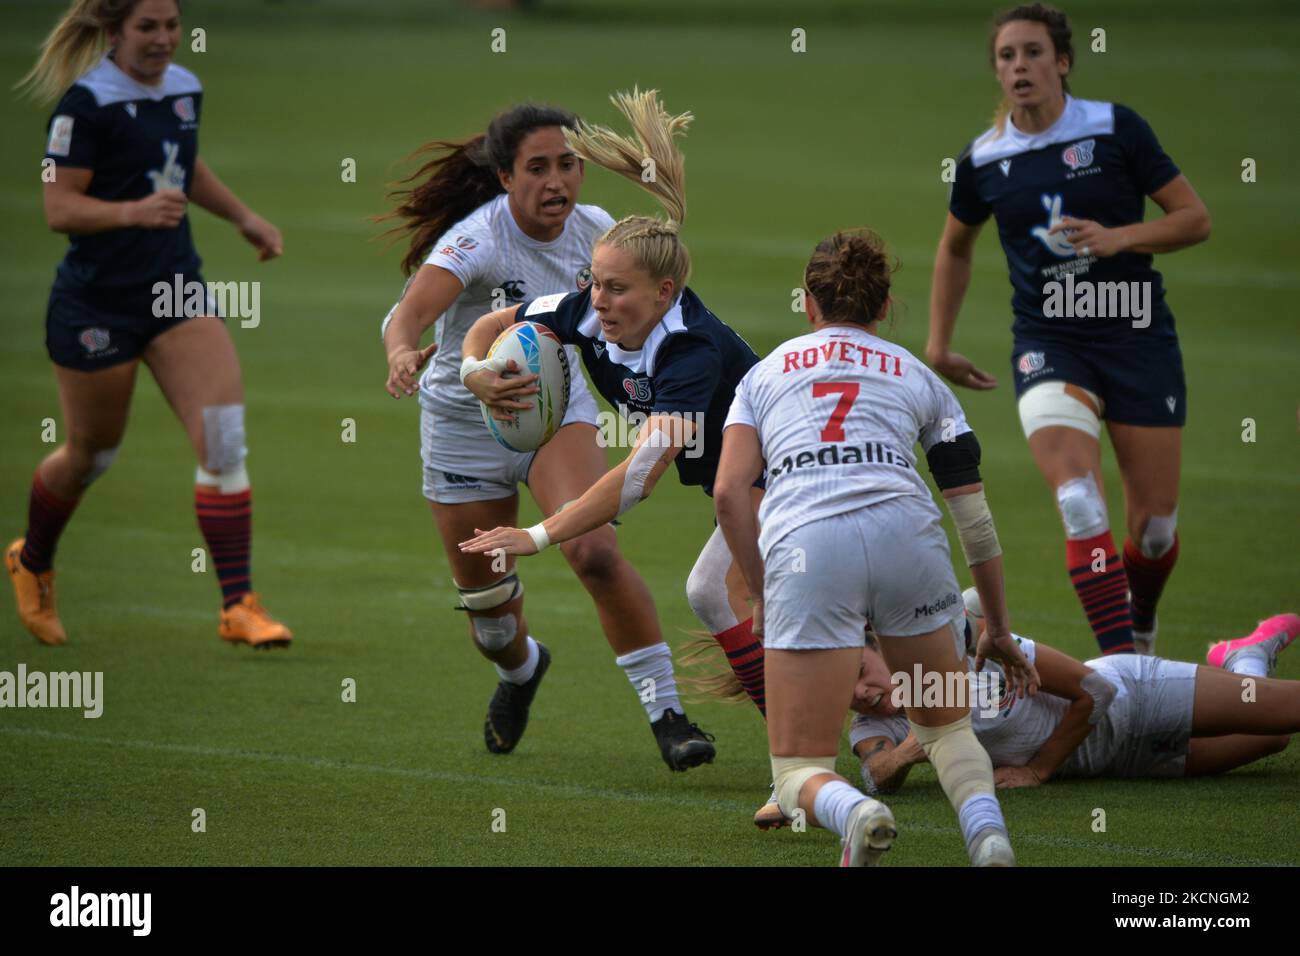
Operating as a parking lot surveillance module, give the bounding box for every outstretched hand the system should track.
[459,526,538,557]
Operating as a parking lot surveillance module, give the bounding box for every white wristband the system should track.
[526,522,551,553]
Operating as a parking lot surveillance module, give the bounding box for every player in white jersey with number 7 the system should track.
[714,229,1038,866]
[378,104,713,771]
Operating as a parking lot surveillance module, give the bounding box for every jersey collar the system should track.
[970,95,1114,168]
[577,295,686,376]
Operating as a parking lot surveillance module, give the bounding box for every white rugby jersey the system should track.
[851,638,1068,769]
[849,637,1138,778]
[724,324,972,557]
[384,194,613,422]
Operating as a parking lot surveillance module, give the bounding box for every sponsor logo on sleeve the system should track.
[576,266,593,291]
[48,115,74,156]
[524,292,566,316]
[455,235,478,250]
[173,95,196,123]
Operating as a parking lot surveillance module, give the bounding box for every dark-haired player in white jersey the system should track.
[378,102,714,771]
[928,4,1211,657]
[715,227,1036,866]
[852,596,1299,791]
[7,0,289,648]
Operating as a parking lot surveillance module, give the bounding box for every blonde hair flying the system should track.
[564,87,693,292]
[16,0,157,104]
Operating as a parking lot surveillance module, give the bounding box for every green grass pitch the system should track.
[1,0,1297,866]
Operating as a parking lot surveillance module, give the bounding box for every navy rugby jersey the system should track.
[44,54,203,294]
[949,96,1181,342]
[518,287,760,493]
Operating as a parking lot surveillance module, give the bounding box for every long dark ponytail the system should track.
[378,103,580,276]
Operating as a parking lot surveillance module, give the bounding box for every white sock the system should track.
[957,792,1007,856]
[495,636,539,684]
[1226,652,1268,678]
[812,779,866,839]
[615,642,681,722]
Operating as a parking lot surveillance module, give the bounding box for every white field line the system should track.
[1,726,1292,866]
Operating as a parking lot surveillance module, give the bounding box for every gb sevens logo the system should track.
[1030,193,1077,258]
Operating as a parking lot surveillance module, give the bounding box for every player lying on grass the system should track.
[377,101,713,771]
[458,90,769,739]
[850,595,1299,792]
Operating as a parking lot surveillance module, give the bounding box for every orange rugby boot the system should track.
[219,592,292,650]
[5,538,68,646]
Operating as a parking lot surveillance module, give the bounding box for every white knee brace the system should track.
[84,447,119,487]
[1139,511,1177,559]
[197,404,249,493]
[456,573,523,651]
[771,754,838,820]
[1056,473,1108,540]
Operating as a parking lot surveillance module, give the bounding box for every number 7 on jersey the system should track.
[813,382,859,441]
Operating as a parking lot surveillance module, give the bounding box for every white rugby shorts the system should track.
[763,495,964,650]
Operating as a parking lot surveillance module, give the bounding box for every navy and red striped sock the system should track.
[20,470,80,573]
[1066,531,1135,654]
[1123,534,1179,633]
[715,617,766,716]
[195,486,253,608]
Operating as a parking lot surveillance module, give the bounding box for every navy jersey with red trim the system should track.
[44,55,203,294]
[518,286,759,493]
[949,97,1181,342]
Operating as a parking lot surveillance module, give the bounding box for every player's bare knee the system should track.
[560,534,619,586]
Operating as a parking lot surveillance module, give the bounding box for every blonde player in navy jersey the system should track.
[7,0,289,648]
[378,103,715,770]
[713,228,1038,866]
[852,600,1299,792]
[457,90,776,765]
[928,3,1211,656]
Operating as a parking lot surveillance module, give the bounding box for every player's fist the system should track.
[237,211,283,261]
[928,349,998,391]
[128,189,187,228]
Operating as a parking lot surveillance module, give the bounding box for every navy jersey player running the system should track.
[377,103,714,771]
[458,90,771,734]
[7,0,289,648]
[927,4,1211,656]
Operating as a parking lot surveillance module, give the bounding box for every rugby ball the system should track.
[479,321,571,453]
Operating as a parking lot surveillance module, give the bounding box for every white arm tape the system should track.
[618,428,672,516]
[525,523,551,553]
[945,488,1002,566]
[460,354,508,386]
[1080,669,1117,726]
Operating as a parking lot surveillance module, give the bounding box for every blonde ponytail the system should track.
[565,88,693,291]
[15,0,145,103]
